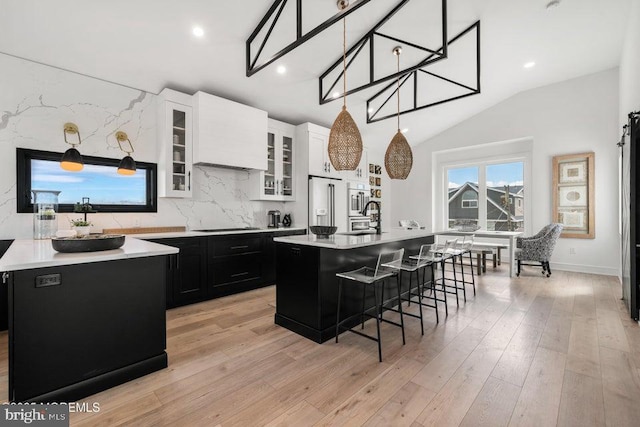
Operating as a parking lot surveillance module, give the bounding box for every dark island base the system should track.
[8,256,168,402]
[275,235,435,343]
[26,353,167,403]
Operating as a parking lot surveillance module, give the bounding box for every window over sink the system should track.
[16,148,157,213]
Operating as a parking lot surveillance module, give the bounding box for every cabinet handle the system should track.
[231,272,250,278]
[188,171,191,191]
[230,245,249,250]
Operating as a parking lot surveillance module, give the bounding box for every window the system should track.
[446,161,525,231]
[447,166,479,228]
[17,148,157,213]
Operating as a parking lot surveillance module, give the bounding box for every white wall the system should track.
[0,53,288,239]
[619,0,640,122]
[391,69,620,275]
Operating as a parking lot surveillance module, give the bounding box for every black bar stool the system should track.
[335,249,405,362]
[382,243,438,334]
[455,236,476,297]
[434,239,461,307]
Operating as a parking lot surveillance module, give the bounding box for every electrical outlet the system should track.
[569,247,576,255]
[134,218,141,228]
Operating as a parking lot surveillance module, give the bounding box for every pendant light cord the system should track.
[343,17,347,109]
[396,52,400,132]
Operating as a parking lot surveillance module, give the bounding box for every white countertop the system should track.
[0,237,179,271]
[273,229,434,249]
[128,227,307,239]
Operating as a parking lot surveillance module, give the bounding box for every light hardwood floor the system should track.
[1,266,640,426]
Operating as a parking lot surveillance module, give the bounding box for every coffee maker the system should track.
[267,210,281,228]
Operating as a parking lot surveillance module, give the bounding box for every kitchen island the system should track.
[273,230,435,343]
[0,237,178,402]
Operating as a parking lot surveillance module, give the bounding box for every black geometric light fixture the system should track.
[60,122,84,172]
[367,21,480,123]
[115,131,136,176]
[246,0,373,77]
[319,0,448,105]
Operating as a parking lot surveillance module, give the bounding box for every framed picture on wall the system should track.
[552,152,595,238]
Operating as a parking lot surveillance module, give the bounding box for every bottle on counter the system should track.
[32,190,61,239]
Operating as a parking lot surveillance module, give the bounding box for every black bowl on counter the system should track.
[309,226,337,238]
[51,234,126,253]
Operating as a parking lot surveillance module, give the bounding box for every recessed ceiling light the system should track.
[192,26,204,38]
[401,128,409,134]
[332,92,341,99]
[523,61,536,69]
[367,107,374,114]
[276,65,286,74]
[546,0,561,9]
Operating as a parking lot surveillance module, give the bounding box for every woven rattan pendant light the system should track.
[328,0,363,171]
[384,46,413,180]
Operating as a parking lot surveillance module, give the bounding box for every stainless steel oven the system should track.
[347,182,370,217]
[348,216,371,232]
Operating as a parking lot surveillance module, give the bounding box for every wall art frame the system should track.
[552,152,595,239]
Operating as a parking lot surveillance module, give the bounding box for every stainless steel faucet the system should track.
[361,200,381,235]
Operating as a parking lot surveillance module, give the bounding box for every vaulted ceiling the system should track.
[0,0,631,150]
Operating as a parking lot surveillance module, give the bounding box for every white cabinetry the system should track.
[340,149,368,182]
[298,123,340,179]
[250,119,295,201]
[193,91,268,170]
[157,89,193,198]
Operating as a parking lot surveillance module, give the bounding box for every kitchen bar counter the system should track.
[274,231,434,343]
[0,237,178,271]
[125,227,307,240]
[273,228,434,249]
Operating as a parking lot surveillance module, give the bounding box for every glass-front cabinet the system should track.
[250,119,295,201]
[158,89,193,198]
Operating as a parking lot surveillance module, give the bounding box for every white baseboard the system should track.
[549,262,618,277]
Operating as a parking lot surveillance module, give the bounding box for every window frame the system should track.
[16,148,158,213]
[440,153,530,234]
[461,199,478,208]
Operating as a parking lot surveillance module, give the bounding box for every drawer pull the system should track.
[230,245,249,250]
[231,272,250,278]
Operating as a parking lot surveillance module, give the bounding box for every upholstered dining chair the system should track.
[515,223,563,277]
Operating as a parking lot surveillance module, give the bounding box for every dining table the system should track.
[434,230,523,277]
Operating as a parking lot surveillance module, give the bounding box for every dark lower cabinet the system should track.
[146,229,306,308]
[147,237,207,309]
[8,256,167,402]
[1,240,14,331]
[208,236,264,298]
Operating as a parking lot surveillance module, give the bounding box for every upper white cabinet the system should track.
[157,89,193,198]
[297,123,341,179]
[250,119,295,201]
[193,91,268,170]
[340,149,368,182]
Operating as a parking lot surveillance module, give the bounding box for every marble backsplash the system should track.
[0,53,288,239]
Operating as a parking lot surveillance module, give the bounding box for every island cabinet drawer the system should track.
[210,254,262,286]
[210,236,263,257]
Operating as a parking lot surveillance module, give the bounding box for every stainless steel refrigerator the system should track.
[308,177,347,232]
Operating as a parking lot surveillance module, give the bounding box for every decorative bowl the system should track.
[51,234,125,253]
[309,226,338,238]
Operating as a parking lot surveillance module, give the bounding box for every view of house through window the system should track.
[447,161,524,231]
[447,166,479,228]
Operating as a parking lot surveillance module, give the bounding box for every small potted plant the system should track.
[70,219,92,236]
